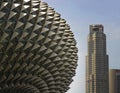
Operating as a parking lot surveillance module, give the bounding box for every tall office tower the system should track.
[86,24,109,93]
[109,69,120,93]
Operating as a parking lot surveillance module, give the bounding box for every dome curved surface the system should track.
[0,0,78,93]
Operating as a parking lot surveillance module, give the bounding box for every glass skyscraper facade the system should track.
[86,24,109,93]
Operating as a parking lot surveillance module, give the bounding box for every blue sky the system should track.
[43,0,120,93]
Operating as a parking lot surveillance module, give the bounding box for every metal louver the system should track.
[0,0,78,93]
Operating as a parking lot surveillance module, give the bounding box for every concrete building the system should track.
[0,0,78,93]
[109,69,120,93]
[86,24,109,93]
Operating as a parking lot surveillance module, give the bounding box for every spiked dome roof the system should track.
[0,0,78,93]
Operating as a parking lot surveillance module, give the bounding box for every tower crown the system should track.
[90,24,104,34]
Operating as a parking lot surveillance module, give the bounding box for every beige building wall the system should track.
[109,69,120,93]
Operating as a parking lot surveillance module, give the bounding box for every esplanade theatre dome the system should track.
[0,0,78,93]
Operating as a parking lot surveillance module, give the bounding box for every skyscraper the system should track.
[86,24,109,93]
[109,69,120,93]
